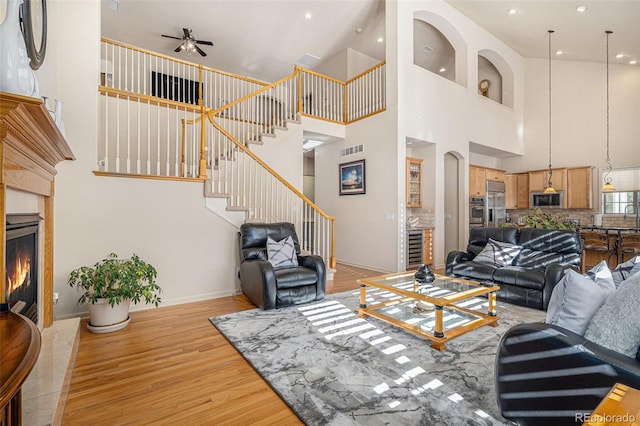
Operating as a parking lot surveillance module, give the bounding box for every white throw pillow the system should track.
[584,271,640,358]
[267,236,298,269]
[474,238,523,266]
[611,255,640,287]
[545,261,615,336]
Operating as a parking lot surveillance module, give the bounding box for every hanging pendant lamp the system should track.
[544,30,557,194]
[601,30,616,192]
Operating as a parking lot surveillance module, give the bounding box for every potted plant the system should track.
[519,208,577,231]
[68,253,161,333]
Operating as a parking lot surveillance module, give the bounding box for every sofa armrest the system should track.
[496,322,640,425]
[542,264,577,310]
[298,254,327,300]
[239,259,277,309]
[445,251,474,276]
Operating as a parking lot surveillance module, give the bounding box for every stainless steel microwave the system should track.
[530,191,564,208]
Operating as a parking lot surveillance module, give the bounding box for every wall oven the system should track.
[470,197,485,225]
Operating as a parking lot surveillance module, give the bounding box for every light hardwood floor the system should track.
[62,263,387,425]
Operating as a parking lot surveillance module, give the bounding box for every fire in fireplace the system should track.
[5,214,40,323]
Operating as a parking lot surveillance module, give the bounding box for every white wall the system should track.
[500,58,640,174]
[392,0,526,264]
[40,0,239,319]
[315,111,398,272]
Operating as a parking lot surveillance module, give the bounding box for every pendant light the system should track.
[601,30,616,192]
[544,30,556,194]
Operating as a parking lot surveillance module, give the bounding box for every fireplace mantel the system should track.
[0,91,75,327]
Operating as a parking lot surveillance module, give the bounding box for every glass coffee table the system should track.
[356,271,500,350]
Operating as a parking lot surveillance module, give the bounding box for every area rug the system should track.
[210,288,545,425]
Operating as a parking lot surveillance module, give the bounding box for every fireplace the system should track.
[5,214,41,324]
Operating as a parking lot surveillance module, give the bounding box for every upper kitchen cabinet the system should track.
[529,168,567,192]
[470,165,505,198]
[470,165,486,197]
[567,166,594,209]
[505,173,529,210]
[485,168,505,183]
[407,157,423,208]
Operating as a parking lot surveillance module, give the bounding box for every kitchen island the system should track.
[580,227,640,269]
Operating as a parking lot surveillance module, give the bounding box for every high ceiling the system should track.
[101,0,386,83]
[101,0,639,83]
[446,0,640,65]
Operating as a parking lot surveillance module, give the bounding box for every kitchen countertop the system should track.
[580,226,640,232]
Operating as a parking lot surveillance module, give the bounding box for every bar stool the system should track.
[620,232,640,263]
[580,230,614,270]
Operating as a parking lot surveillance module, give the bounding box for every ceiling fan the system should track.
[161,28,213,57]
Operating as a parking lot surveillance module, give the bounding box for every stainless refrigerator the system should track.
[485,180,506,228]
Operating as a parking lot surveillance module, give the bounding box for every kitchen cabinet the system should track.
[485,169,505,182]
[470,165,505,198]
[469,165,486,197]
[505,173,529,210]
[567,166,594,209]
[422,229,433,265]
[406,157,422,208]
[529,168,567,193]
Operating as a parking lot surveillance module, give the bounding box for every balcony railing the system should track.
[97,37,386,269]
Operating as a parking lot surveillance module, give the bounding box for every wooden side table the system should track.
[583,383,640,425]
[0,310,41,426]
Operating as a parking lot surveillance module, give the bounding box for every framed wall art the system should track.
[339,159,366,195]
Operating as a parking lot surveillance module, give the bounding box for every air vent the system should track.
[340,144,364,157]
[296,54,322,68]
[420,46,433,54]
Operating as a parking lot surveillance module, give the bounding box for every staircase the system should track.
[97,38,386,271]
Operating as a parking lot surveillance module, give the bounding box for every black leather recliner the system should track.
[495,322,640,425]
[238,222,326,309]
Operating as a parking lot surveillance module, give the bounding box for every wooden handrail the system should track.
[295,66,346,86]
[101,38,268,87]
[99,86,204,112]
[208,115,334,223]
[346,60,386,84]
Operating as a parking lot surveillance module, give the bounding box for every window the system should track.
[601,167,640,214]
[603,191,639,214]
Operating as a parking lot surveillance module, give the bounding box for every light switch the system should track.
[385,213,394,220]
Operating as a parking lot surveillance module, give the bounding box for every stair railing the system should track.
[207,69,336,268]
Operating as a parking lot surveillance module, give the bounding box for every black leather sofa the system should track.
[446,227,582,310]
[495,322,640,425]
[238,222,326,309]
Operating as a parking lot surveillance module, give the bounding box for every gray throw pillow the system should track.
[584,271,640,358]
[267,236,298,269]
[474,238,523,266]
[545,261,615,336]
[611,255,640,287]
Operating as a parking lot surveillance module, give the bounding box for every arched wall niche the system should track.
[478,49,514,108]
[413,11,468,86]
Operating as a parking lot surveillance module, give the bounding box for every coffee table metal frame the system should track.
[356,272,499,350]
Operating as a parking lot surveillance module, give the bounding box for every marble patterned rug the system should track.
[210,289,544,425]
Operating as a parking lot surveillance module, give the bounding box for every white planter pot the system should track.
[87,299,131,333]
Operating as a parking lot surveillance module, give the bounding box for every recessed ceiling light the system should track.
[304,12,312,19]
[355,27,363,34]
[576,6,587,12]
[630,60,638,65]
[508,8,517,15]
[439,67,446,73]
[616,53,624,59]
[377,37,384,43]
[555,50,563,55]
